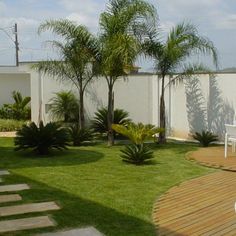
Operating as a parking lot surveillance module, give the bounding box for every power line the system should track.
[0,23,19,66]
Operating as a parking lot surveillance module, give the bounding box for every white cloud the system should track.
[66,12,99,30]
[0,1,6,15]
[60,0,105,31]
[159,21,175,33]
[210,11,236,29]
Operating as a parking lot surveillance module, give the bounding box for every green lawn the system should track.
[0,138,214,236]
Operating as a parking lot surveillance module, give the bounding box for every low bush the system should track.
[112,123,161,164]
[121,144,154,164]
[67,123,93,146]
[92,107,131,138]
[192,131,218,147]
[0,119,27,132]
[0,91,31,120]
[15,121,70,155]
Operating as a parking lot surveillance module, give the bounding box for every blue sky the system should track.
[0,0,236,70]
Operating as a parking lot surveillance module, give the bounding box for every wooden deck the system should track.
[153,171,236,235]
[186,146,236,171]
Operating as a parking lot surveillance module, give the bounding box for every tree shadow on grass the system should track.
[3,174,157,236]
[0,147,104,169]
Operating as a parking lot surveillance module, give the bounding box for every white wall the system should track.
[15,63,236,140]
[0,67,30,107]
[169,73,236,139]
[19,63,155,125]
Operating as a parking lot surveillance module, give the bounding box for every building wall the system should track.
[169,73,236,139]
[16,63,236,140]
[0,67,30,107]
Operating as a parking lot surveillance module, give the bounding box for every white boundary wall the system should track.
[0,63,235,140]
[0,67,30,106]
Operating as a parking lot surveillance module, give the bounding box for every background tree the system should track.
[144,22,218,143]
[99,0,157,146]
[0,91,31,120]
[34,19,100,128]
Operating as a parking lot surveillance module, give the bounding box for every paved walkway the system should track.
[38,227,104,236]
[0,170,103,235]
[0,131,16,137]
[186,146,236,171]
[153,147,236,235]
[0,170,58,233]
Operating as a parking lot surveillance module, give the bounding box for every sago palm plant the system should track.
[112,123,161,164]
[15,121,70,155]
[92,107,131,137]
[193,131,218,147]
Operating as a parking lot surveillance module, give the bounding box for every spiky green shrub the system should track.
[68,123,93,146]
[92,107,131,137]
[121,144,154,164]
[192,131,218,147]
[112,123,161,164]
[15,121,70,155]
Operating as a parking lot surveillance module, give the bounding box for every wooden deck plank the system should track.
[153,149,236,236]
[186,146,236,171]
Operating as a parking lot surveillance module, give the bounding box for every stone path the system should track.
[38,227,104,236]
[0,194,22,203]
[0,201,60,217]
[0,170,58,234]
[0,169,103,235]
[0,131,16,137]
[0,170,10,175]
[0,183,30,192]
[0,216,55,233]
[153,149,236,235]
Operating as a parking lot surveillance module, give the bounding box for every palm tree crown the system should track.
[34,19,100,128]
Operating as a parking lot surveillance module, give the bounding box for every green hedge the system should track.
[0,119,27,132]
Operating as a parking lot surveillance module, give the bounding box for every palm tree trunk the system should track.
[107,77,114,146]
[79,83,85,129]
[159,75,166,143]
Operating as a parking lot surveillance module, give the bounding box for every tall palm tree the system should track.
[144,22,218,143]
[99,0,157,146]
[33,19,100,128]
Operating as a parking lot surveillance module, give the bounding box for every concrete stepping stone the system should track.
[0,201,60,217]
[0,170,10,175]
[0,184,30,193]
[37,227,103,236]
[0,216,55,233]
[0,194,22,203]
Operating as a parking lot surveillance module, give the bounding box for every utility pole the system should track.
[14,23,19,66]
